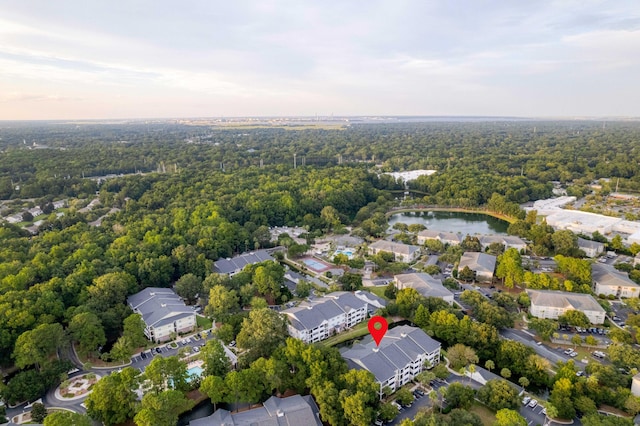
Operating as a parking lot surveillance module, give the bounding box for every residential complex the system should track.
[368,240,421,263]
[213,249,274,275]
[417,230,462,246]
[478,235,527,252]
[189,395,322,426]
[457,252,497,282]
[341,325,441,396]
[592,263,640,298]
[394,273,454,304]
[127,288,196,343]
[577,237,605,258]
[527,289,606,324]
[282,292,368,343]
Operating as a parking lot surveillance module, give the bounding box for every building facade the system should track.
[368,240,421,263]
[282,292,368,343]
[527,289,606,324]
[127,288,196,342]
[592,263,640,298]
[342,325,441,397]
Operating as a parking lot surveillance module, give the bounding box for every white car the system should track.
[528,399,538,408]
[522,396,531,405]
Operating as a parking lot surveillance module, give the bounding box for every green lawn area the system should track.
[196,315,213,330]
[320,321,371,347]
[469,402,497,425]
[366,286,389,300]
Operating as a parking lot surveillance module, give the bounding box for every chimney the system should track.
[276,409,284,417]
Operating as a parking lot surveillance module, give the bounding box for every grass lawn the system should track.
[367,286,389,300]
[320,321,371,347]
[469,402,497,425]
[196,315,213,330]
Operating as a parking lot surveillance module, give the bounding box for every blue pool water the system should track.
[333,248,355,258]
[188,366,204,377]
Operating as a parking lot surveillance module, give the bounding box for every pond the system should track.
[388,210,509,235]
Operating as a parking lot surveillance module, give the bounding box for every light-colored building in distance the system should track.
[394,273,454,305]
[457,252,497,282]
[341,325,441,396]
[127,288,196,343]
[282,292,367,344]
[592,263,640,298]
[527,289,606,324]
[577,237,605,258]
[417,230,462,246]
[368,240,421,263]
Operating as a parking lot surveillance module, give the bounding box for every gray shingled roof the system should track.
[577,237,605,251]
[283,292,367,331]
[592,263,639,288]
[189,395,322,426]
[341,325,441,383]
[213,249,274,274]
[527,289,605,313]
[458,252,496,274]
[394,273,453,299]
[127,287,194,328]
[418,230,462,243]
[369,240,420,256]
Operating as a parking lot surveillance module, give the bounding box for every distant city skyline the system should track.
[1,1,639,120]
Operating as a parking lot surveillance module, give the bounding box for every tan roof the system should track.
[394,273,453,299]
[369,240,420,256]
[458,252,496,273]
[592,263,639,288]
[527,289,605,313]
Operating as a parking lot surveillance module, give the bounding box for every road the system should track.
[500,328,571,365]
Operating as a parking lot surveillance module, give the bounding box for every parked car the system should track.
[522,396,531,405]
[528,399,538,408]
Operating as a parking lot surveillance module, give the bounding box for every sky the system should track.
[0,0,639,120]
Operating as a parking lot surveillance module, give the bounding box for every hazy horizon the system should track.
[1,1,639,120]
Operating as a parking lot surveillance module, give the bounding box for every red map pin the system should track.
[368,316,388,346]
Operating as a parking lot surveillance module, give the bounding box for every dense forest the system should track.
[1,120,640,425]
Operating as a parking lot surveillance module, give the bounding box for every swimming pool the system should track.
[333,248,355,258]
[188,366,203,378]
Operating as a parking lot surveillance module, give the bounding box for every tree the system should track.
[200,375,226,410]
[201,339,231,377]
[339,272,363,291]
[500,368,511,379]
[477,379,520,411]
[84,272,137,313]
[611,234,625,251]
[444,382,475,409]
[13,322,65,370]
[529,318,557,340]
[395,387,414,406]
[378,402,399,422]
[122,313,148,349]
[518,377,529,390]
[68,312,106,357]
[30,402,47,423]
[134,389,195,426]
[461,235,482,252]
[215,323,235,344]
[86,367,140,426]
[558,310,591,328]
[552,230,581,257]
[342,391,375,426]
[144,355,189,392]
[496,248,524,288]
[206,285,239,319]
[44,411,92,426]
[447,344,478,370]
[384,282,397,299]
[224,369,264,405]
[108,336,133,364]
[174,273,203,305]
[448,409,483,426]
[495,408,527,426]
[236,308,288,365]
[458,266,475,282]
[549,377,576,420]
[485,360,495,372]
[295,280,312,298]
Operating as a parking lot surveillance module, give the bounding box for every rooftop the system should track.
[189,395,322,426]
[127,287,194,328]
[282,292,367,331]
[394,273,453,299]
[527,289,605,313]
[341,325,441,383]
[592,263,639,288]
[458,252,496,273]
[213,249,274,274]
[369,240,420,256]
